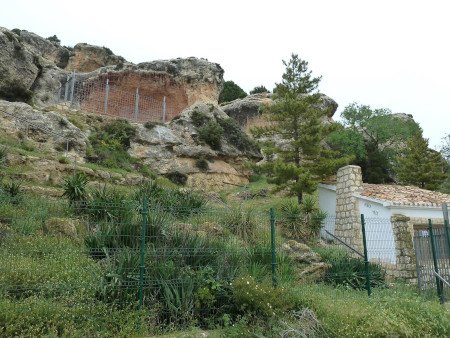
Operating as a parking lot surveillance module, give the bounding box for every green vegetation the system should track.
[250,85,269,94]
[328,103,422,183]
[62,172,88,204]
[195,156,209,171]
[396,132,447,190]
[198,121,224,150]
[218,80,247,104]
[87,119,137,170]
[46,35,60,44]
[252,54,348,203]
[314,246,385,289]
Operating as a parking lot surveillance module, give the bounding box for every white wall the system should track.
[358,199,396,263]
[318,186,337,239]
[390,207,444,221]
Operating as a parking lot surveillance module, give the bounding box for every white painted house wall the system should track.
[358,199,396,263]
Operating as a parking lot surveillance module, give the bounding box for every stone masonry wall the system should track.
[335,165,364,254]
[390,214,417,283]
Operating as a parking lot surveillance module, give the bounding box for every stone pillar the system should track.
[391,214,417,283]
[334,165,364,254]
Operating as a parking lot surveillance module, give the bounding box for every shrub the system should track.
[218,117,257,152]
[191,110,210,127]
[0,179,23,204]
[198,121,224,150]
[218,206,258,242]
[0,78,33,103]
[11,28,21,36]
[144,121,161,130]
[62,172,88,204]
[103,46,113,55]
[46,35,60,44]
[279,196,326,239]
[231,276,293,317]
[58,156,69,164]
[87,120,137,169]
[315,246,386,289]
[218,81,247,104]
[195,157,209,171]
[250,85,269,94]
[165,171,188,185]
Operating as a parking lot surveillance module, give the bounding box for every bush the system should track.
[87,120,137,169]
[165,171,188,185]
[218,207,259,242]
[62,172,88,205]
[279,196,326,239]
[46,35,60,44]
[231,276,293,317]
[218,117,257,152]
[198,121,224,150]
[195,157,209,171]
[191,110,210,127]
[218,81,247,104]
[314,246,386,289]
[0,78,33,103]
[250,85,269,94]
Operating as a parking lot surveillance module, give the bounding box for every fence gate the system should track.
[414,225,450,302]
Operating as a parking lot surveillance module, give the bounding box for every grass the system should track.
[291,283,450,337]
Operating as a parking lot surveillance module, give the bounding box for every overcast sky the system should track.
[1,0,449,149]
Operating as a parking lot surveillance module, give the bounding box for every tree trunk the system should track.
[297,190,303,204]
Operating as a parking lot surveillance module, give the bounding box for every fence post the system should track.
[428,219,444,304]
[162,96,166,123]
[69,71,76,105]
[361,214,371,296]
[64,75,70,101]
[104,79,110,114]
[134,88,140,121]
[270,208,277,287]
[443,204,450,261]
[139,197,148,308]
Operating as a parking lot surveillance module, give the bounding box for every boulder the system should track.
[282,240,322,264]
[0,28,40,93]
[43,217,77,238]
[221,93,272,126]
[0,100,88,154]
[65,43,126,72]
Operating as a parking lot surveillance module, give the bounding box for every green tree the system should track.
[396,132,447,190]
[250,85,269,94]
[328,103,421,183]
[253,54,348,203]
[218,81,247,103]
[46,35,61,44]
[439,134,450,193]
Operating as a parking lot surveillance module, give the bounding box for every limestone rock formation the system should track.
[222,92,338,127]
[221,93,272,125]
[0,100,87,154]
[65,43,126,72]
[0,28,41,93]
[130,102,262,190]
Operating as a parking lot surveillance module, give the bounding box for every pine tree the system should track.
[252,54,349,203]
[396,132,447,190]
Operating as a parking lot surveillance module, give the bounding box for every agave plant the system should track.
[62,172,88,204]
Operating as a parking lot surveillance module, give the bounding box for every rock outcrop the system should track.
[221,93,338,127]
[65,43,126,72]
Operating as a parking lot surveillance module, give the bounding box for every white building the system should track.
[318,165,450,282]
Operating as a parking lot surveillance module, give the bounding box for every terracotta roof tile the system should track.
[359,184,450,207]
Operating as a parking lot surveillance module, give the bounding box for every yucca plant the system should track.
[63,172,88,205]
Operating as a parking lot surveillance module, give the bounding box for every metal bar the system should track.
[64,75,70,101]
[270,208,277,288]
[162,96,166,123]
[104,79,109,114]
[138,197,148,307]
[428,219,445,304]
[433,271,450,288]
[69,71,76,104]
[134,88,140,121]
[361,214,372,296]
[324,229,364,258]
